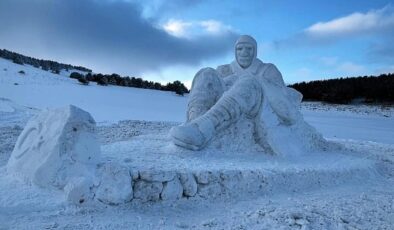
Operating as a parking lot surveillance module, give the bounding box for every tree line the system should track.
[289,73,394,104]
[0,49,91,73]
[70,72,189,95]
[1,48,189,95]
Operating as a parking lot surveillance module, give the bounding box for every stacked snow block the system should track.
[94,162,378,204]
[96,168,259,204]
[133,170,193,202]
[93,168,271,204]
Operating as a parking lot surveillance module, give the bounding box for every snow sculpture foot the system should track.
[170,117,215,150]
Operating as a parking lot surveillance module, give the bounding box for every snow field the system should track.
[1,58,394,229]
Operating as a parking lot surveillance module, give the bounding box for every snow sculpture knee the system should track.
[170,35,329,154]
[7,105,100,189]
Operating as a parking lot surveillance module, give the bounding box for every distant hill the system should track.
[289,73,394,104]
[0,49,91,74]
[0,48,189,95]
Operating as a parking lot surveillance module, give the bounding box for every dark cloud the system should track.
[0,0,238,75]
[137,0,204,18]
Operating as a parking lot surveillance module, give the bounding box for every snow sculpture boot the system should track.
[171,67,223,150]
[171,76,263,150]
[170,116,216,150]
[170,95,242,151]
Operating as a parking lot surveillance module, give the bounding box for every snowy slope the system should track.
[0,58,187,123]
[1,58,394,229]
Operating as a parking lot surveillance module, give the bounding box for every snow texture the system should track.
[133,180,163,202]
[64,177,93,205]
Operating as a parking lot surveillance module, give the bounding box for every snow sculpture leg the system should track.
[187,67,225,121]
[170,73,263,150]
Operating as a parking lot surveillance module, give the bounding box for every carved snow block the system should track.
[95,162,133,205]
[64,177,93,205]
[133,180,163,202]
[161,176,183,200]
[179,172,198,197]
[7,105,100,189]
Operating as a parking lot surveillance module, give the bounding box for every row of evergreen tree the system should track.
[289,73,394,104]
[0,49,91,74]
[70,72,189,95]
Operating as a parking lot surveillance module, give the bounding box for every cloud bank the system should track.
[305,5,394,39]
[0,0,238,75]
[276,5,394,47]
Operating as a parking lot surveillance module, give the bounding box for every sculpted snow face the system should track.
[170,35,329,154]
[235,35,257,69]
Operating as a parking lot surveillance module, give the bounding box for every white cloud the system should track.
[374,65,394,74]
[295,67,313,78]
[336,62,367,75]
[285,67,315,83]
[162,19,193,37]
[162,19,233,38]
[315,57,367,76]
[199,20,231,34]
[305,5,394,38]
[318,56,338,66]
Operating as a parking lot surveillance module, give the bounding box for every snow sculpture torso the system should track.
[170,35,330,155]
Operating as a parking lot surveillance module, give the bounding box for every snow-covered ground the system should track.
[1,58,394,229]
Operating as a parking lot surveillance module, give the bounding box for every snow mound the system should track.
[7,105,100,189]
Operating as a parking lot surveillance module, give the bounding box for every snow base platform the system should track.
[101,134,382,202]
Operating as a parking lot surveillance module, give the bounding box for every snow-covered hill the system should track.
[0,58,187,123]
[1,57,394,229]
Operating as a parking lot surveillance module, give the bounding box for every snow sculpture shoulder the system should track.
[7,105,100,188]
[170,35,330,155]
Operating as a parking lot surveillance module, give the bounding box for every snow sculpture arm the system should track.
[260,64,301,125]
[287,87,303,106]
[262,64,286,87]
[216,64,233,77]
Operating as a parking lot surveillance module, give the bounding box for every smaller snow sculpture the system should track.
[7,105,100,189]
[170,35,329,154]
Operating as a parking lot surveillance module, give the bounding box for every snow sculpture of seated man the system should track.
[170,35,326,153]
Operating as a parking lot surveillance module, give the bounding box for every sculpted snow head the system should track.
[235,35,257,69]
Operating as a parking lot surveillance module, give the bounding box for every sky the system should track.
[1,0,394,88]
